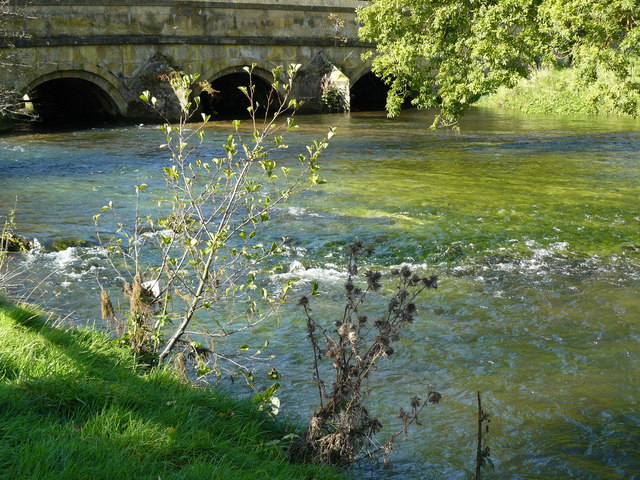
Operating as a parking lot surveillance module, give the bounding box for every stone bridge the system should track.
[0,0,388,124]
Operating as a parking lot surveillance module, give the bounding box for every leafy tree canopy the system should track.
[358,0,640,126]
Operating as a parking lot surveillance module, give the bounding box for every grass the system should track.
[0,297,345,480]
[476,65,640,117]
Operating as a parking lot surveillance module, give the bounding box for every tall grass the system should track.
[0,298,345,480]
[476,66,640,117]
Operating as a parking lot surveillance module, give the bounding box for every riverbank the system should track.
[477,66,640,117]
[0,297,344,480]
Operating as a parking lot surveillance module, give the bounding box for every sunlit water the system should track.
[1,108,639,479]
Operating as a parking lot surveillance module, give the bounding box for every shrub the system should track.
[290,241,440,465]
[96,65,335,371]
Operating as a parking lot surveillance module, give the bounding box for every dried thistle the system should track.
[292,242,440,466]
[364,270,382,291]
[427,391,442,404]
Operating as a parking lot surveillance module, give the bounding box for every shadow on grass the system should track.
[0,298,344,480]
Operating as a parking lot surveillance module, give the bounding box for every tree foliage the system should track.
[358,0,640,126]
[97,66,334,375]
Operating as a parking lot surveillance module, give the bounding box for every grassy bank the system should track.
[476,66,640,117]
[0,298,344,480]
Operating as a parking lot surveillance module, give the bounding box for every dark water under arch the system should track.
[27,77,121,126]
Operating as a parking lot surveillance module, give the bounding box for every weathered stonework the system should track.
[0,0,375,121]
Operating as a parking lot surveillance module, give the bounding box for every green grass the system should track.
[476,66,640,117]
[0,298,345,480]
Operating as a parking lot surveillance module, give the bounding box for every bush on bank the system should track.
[0,297,345,480]
[476,66,640,117]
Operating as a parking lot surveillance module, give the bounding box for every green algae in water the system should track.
[1,108,639,479]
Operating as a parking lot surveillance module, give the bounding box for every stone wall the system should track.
[1,0,375,120]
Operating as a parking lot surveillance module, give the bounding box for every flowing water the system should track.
[1,108,639,479]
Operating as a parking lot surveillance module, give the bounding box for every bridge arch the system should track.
[208,65,275,86]
[23,68,126,125]
[200,65,279,119]
[349,69,390,112]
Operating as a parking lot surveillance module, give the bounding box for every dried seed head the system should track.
[345,278,354,293]
[129,274,149,320]
[325,346,338,359]
[397,408,409,423]
[400,265,411,278]
[371,418,383,433]
[365,270,383,291]
[422,275,438,289]
[402,311,415,323]
[116,319,126,338]
[427,391,442,404]
[388,298,399,312]
[100,289,114,320]
[297,296,309,307]
[174,351,188,379]
[324,338,338,356]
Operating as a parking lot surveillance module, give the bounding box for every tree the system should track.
[97,66,334,373]
[357,0,640,127]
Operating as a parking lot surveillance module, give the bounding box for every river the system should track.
[1,107,639,479]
